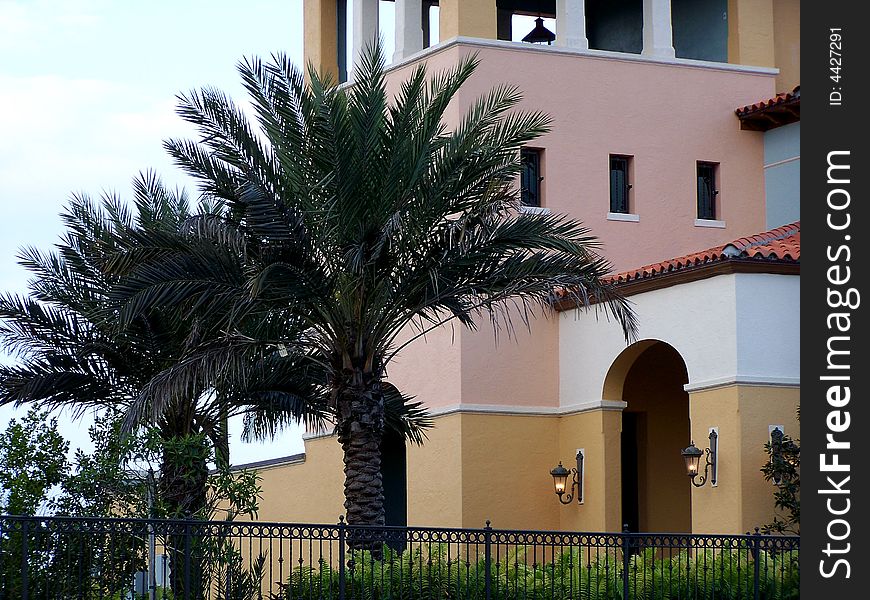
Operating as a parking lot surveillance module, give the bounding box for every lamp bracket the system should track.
[691,430,718,487]
[555,449,585,505]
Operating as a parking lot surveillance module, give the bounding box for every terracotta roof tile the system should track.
[736,86,800,131]
[604,221,800,286]
[736,87,800,116]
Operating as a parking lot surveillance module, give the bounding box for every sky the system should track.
[0,0,548,465]
[0,0,310,464]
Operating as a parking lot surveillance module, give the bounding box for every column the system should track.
[555,0,589,50]
[727,0,776,67]
[394,0,424,63]
[642,0,675,59]
[303,0,340,81]
[352,0,379,78]
[439,0,497,41]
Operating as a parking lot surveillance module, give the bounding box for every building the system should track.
[244,0,800,536]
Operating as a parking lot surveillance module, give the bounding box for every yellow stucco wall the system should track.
[303,0,339,81]
[728,0,776,69]
[689,384,800,534]
[557,410,623,533]
[251,434,345,524]
[244,409,620,532]
[407,413,464,527]
[737,385,800,531]
[239,383,798,536]
[439,0,497,41]
[773,0,800,91]
[458,413,560,530]
[687,387,742,533]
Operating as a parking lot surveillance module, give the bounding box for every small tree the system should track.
[0,407,68,516]
[51,409,156,518]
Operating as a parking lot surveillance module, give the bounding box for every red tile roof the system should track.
[736,86,800,117]
[606,221,800,285]
[736,86,800,130]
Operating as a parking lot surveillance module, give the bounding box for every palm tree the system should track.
[0,175,223,516]
[0,172,429,517]
[110,42,638,528]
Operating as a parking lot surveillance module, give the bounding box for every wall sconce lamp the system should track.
[681,430,718,487]
[550,450,584,504]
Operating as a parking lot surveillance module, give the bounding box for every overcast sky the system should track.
[0,0,311,464]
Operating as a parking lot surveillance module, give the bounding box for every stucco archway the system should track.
[605,340,691,533]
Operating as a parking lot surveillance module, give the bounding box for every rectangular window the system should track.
[697,162,718,220]
[610,155,631,213]
[521,148,542,207]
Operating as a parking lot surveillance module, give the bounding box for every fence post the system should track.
[184,521,192,600]
[484,520,492,600]
[20,520,29,600]
[338,516,346,600]
[753,528,761,600]
[622,523,631,600]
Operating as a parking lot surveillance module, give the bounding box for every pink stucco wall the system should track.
[450,42,773,272]
[382,40,776,411]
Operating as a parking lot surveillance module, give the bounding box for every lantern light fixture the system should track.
[681,429,718,487]
[522,17,556,45]
[550,449,584,504]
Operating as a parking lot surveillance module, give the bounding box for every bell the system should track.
[522,17,556,45]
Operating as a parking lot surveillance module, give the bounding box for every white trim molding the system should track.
[684,375,801,393]
[694,218,726,228]
[607,212,640,222]
[428,399,627,418]
[302,429,336,442]
[384,36,780,79]
[763,155,800,169]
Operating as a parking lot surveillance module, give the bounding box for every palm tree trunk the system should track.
[159,435,209,596]
[336,369,386,554]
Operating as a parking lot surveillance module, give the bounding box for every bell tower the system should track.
[304,0,429,83]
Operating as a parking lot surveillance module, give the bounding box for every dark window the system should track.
[610,155,631,213]
[521,148,542,207]
[697,162,717,220]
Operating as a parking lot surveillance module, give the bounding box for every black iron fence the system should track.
[0,515,799,599]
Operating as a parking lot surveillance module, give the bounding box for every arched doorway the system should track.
[607,341,691,533]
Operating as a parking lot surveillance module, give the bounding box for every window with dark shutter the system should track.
[610,156,630,213]
[521,149,541,207]
[697,162,717,220]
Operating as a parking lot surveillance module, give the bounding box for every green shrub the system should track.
[282,543,799,599]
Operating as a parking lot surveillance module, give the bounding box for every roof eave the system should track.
[554,259,800,311]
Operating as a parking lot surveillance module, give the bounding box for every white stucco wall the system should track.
[559,271,799,405]
[733,272,800,386]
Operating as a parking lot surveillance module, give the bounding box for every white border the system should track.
[607,212,640,222]
[385,37,780,78]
